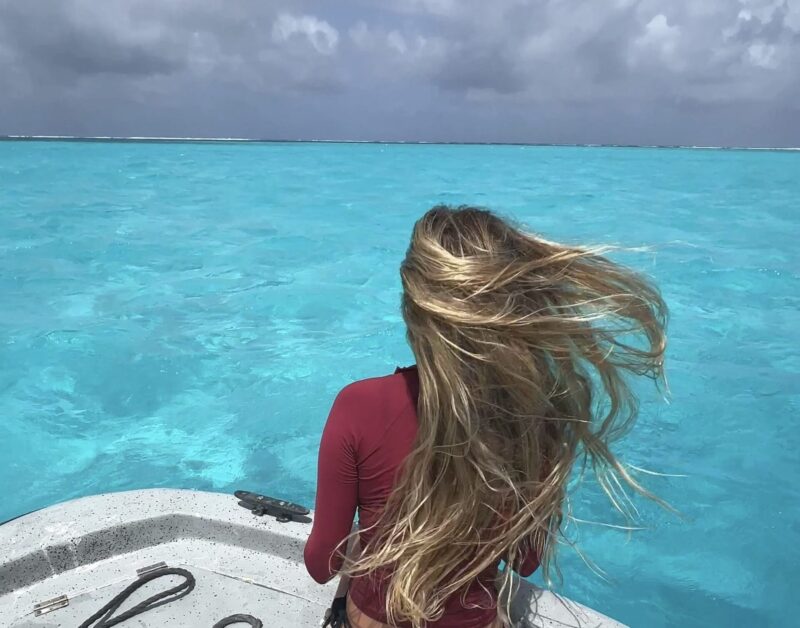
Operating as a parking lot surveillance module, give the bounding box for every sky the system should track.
[0,0,798,146]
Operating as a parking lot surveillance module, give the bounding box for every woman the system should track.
[304,206,667,628]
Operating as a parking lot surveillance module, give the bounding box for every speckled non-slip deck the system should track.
[0,489,623,627]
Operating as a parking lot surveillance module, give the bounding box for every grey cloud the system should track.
[732,1,798,40]
[0,0,797,145]
[0,0,344,90]
[41,37,177,78]
[432,46,524,94]
[402,0,800,105]
[0,1,182,78]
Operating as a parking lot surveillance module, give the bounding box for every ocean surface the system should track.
[0,140,798,627]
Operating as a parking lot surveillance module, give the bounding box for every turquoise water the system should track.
[1,141,798,627]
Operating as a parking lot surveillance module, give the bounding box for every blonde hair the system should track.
[343,205,667,627]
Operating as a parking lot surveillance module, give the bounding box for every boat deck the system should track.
[0,489,624,627]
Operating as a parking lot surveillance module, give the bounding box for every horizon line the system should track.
[1,135,798,151]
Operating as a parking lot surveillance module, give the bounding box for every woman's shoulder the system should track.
[338,365,416,396]
[334,366,418,416]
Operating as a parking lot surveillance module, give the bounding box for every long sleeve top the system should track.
[304,366,540,627]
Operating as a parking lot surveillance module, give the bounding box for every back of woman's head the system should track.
[347,205,667,627]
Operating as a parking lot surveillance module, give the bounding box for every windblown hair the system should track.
[343,206,667,627]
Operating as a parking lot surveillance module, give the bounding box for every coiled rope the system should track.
[79,566,262,628]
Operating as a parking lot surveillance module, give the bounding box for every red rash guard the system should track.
[303,366,540,627]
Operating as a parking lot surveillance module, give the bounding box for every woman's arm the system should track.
[304,387,360,584]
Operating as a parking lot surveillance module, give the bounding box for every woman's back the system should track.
[305,366,534,626]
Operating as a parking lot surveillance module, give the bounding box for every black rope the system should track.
[78,567,195,628]
[212,613,264,628]
[79,566,268,627]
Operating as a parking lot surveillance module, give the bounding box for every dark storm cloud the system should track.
[433,46,525,94]
[391,0,799,103]
[0,1,181,78]
[0,0,343,91]
[731,1,796,42]
[0,0,798,145]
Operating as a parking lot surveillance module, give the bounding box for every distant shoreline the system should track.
[1,135,798,152]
